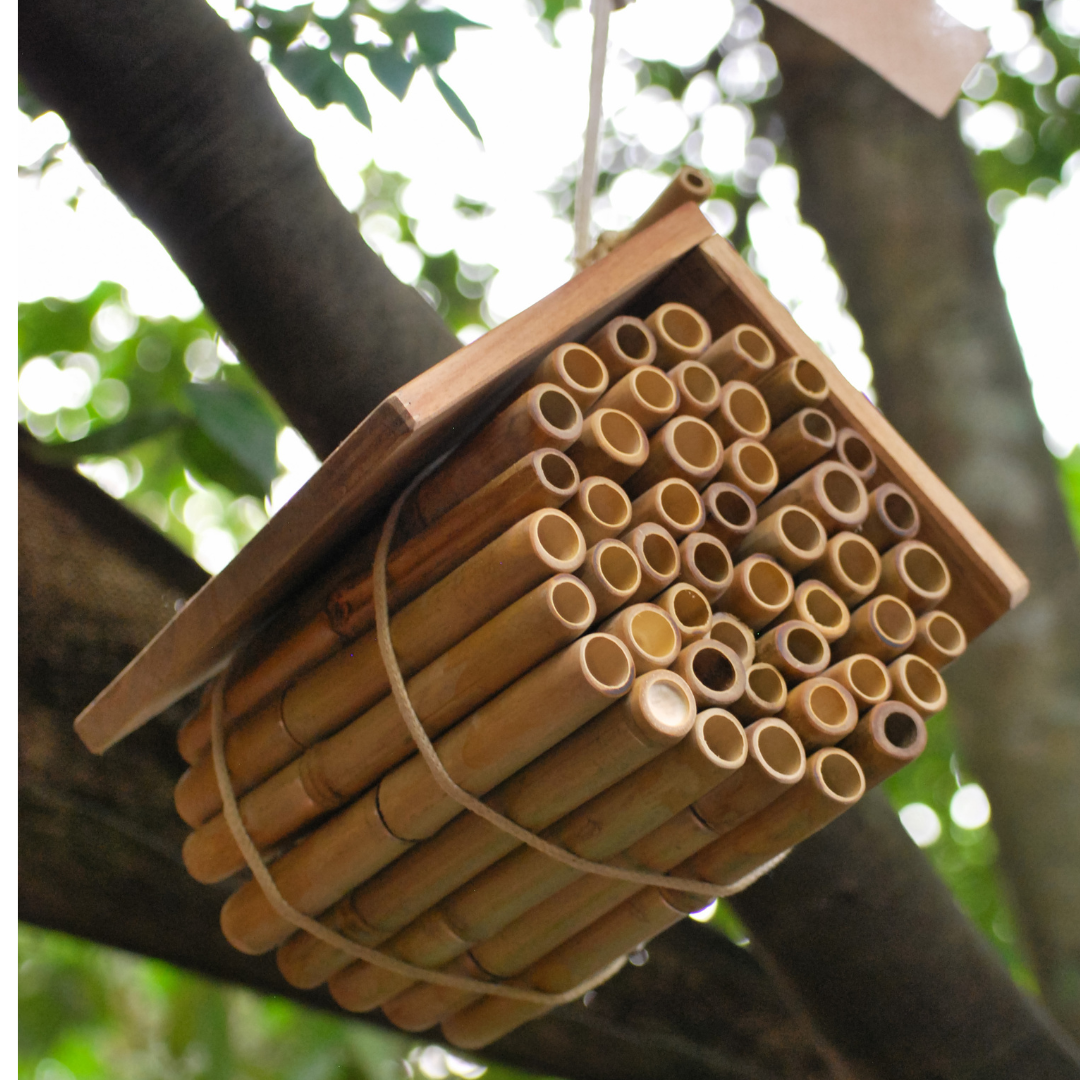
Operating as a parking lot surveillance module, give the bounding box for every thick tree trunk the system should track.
[762,3,1080,1041]
[18,0,461,459]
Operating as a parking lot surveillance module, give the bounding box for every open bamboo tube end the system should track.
[700,481,758,548]
[619,522,681,603]
[834,594,917,662]
[600,603,681,673]
[780,580,850,643]
[530,448,580,502]
[822,653,892,713]
[700,323,776,383]
[646,303,713,370]
[629,415,724,496]
[862,482,920,551]
[655,582,713,644]
[737,505,827,574]
[673,639,747,708]
[829,427,877,482]
[568,408,650,483]
[765,407,836,486]
[628,478,705,538]
[628,668,699,744]
[678,532,733,602]
[782,677,858,748]
[755,356,829,424]
[708,380,771,446]
[567,476,632,546]
[718,438,778,505]
[842,701,926,789]
[708,612,755,666]
[527,344,610,411]
[585,316,657,380]
[912,610,967,669]
[731,662,789,720]
[669,360,722,420]
[592,366,679,433]
[755,620,831,685]
[576,540,640,621]
[807,531,881,606]
[759,461,869,534]
[718,554,794,630]
[876,540,952,613]
[887,654,948,717]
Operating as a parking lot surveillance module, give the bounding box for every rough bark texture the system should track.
[18,0,461,459]
[763,3,1080,1041]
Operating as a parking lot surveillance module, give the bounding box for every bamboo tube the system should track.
[177,448,580,765]
[827,427,877,482]
[626,479,705,538]
[672,639,746,708]
[861,482,921,551]
[668,361,721,420]
[677,532,733,603]
[875,539,951,613]
[716,554,793,631]
[730,663,788,721]
[833,594,916,662]
[736,505,827,574]
[708,612,756,666]
[575,540,640,621]
[565,476,632,546]
[763,407,836,488]
[758,461,868,535]
[567,409,649,483]
[585,316,657,380]
[619,523,681,604]
[803,531,881,606]
[755,621,831,684]
[780,677,858,748]
[841,701,926,788]
[621,166,713,239]
[654,583,712,645]
[778,580,850,643]
[717,438,779,504]
[174,508,587,827]
[822,654,892,714]
[182,576,597,884]
[218,634,634,955]
[754,357,829,424]
[911,610,967,669]
[887,654,948,717]
[626,416,724,496]
[591,367,679,433]
[700,481,758,548]
[599,604,681,673]
[699,323,776,383]
[525,344,609,411]
[707,380,771,445]
[645,303,713,370]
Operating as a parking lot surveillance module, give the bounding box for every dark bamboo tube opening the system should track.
[757,723,804,776]
[660,483,702,528]
[748,665,785,706]
[536,514,582,563]
[630,609,678,660]
[586,481,631,528]
[821,752,863,798]
[876,598,915,643]
[551,579,594,626]
[584,636,632,688]
[926,611,964,652]
[904,547,948,593]
[636,368,677,409]
[850,657,888,700]
[809,683,849,728]
[804,587,845,630]
[538,388,579,432]
[710,616,753,664]
[682,365,718,407]
[701,711,747,765]
[662,308,707,349]
[839,431,874,472]
[822,469,861,514]
[737,326,772,362]
[904,657,946,708]
[789,626,826,666]
[748,560,790,606]
[672,587,711,632]
[712,487,754,526]
[617,323,651,360]
[729,387,769,436]
[883,490,917,532]
[601,410,644,455]
[794,358,827,395]
[673,419,720,469]
[781,507,825,553]
[737,442,776,486]
[562,347,606,392]
[692,647,739,694]
[598,544,639,593]
[803,410,835,443]
[691,538,732,586]
[642,532,678,576]
[883,708,920,749]
[538,451,577,492]
[838,536,879,585]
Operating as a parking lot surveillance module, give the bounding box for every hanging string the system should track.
[574,0,613,264]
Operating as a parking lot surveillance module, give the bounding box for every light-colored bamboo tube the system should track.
[645,303,713,370]
[672,639,746,708]
[575,540,640,621]
[699,323,776,383]
[677,532,733,603]
[887,654,948,717]
[803,531,881,606]
[780,677,858,748]
[585,316,657,380]
[755,621,831,685]
[173,508,587,828]
[700,481,758,548]
[182,577,597,884]
[757,461,868,535]
[707,380,771,446]
[731,663,788,721]
[565,476,632,547]
[716,554,793,631]
[626,478,705,538]
[736,505,827,574]
[219,634,634,955]
[668,360,721,420]
[911,610,967,669]
[822,654,892,714]
[654,583,712,645]
[875,539,951,613]
[177,449,580,766]
[763,407,836,487]
[827,427,877,482]
[778,580,851,644]
[754,357,829,424]
[708,612,755,665]
[841,701,926,789]
[621,166,713,239]
[599,604,681,673]
[567,408,649,483]
[626,415,724,496]
[525,344,609,411]
[861,482,920,551]
[619,523,681,604]
[718,437,778,505]
[832,595,916,662]
[591,367,679,433]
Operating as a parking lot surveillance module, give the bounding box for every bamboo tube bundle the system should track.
[677,532,733,603]
[626,478,706,538]
[525,344,609,410]
[707,380,771,446]
[911,610,967,669]
[779,580,851,643]
[585,316,657,380]
[700,481,758,548]
[567,409,650,482]
[754,357,829,424]
[654,583,713,644]
[841,701,927,788]
[765,407,836,486]
[833,594,917,662]
[708,612,756,667]
[861,482,921,551]
[619,523,681,604]
[755,621,831,684]
[668,360,721,420]
[719,438,779,504]
[822,654,893,714]
[672,639,747,709]
[757,460,869,534]
[737,505,827,574]
[575,540,641,621]
[875,539,952,613]
[699,323,776,383]
[780,678,858,748]
[887,654,949,717]
[626,415,724,495]
[566,476,632,546]
[591,366,679,433]
[717,554,794,630]
[731,663,788,721]
[599,604,682,673]
[827,426,878,482]
[645,303,713,370]
[803,530,881,606]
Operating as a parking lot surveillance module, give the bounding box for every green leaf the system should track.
[357,44,417,101]
[274,46,372,127]
[28,407,185,461]
[431,71,482,140]
[380,9,487,65]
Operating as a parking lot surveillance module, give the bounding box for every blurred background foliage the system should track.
[17,0,1080,1075]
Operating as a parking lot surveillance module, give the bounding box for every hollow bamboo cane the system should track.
[730,663,788,721]
[911,610,967,669]
[585,316,657,380]
[832,594,916,662]
[755,621,831,684]
[574,540,640,621]
[626,479,705,538]
[625,416,724,496]
[861,482,921,552]
[778,580,851,643]
[677,532,733,603]
[654,583,713,645]
[620,166,713,239]
[841,701,926,789]
[736,505,827,574]
[672,639,746,708]
[753,357,829,424]
[826,427,877,482]
[525,344,609,411]
[716,554,794,630]
[698,323,776,383]
[181,576,596,884]
[718,438,779,504]
[218,634,634,955]
[618,523,681,604]
[174,509,587,827]
[645,303,713,370]
[764,408,836,487]
[822,654,893,714]
[567,409,649,483]
[874,539,952,613]
[886,654,948,717]
[802,531,881,606]
[757,461,869,534]
[700,481,758,548]
[707,380,771,445]
[565,476,632,546]
[590,367,679,433]
[780,677,858,748]
[708,612,756,666]
[599,604,681,673]
[668,361,721,420]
